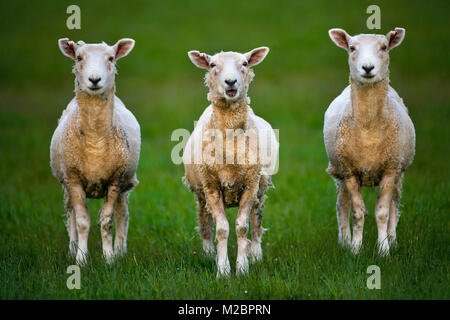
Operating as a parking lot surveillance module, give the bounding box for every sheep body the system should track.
[51,92,140,198]
[183,103,277,204]
[324,81,415,185]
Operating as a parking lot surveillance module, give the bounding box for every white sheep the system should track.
[50,38,141,264]
[183,48,279,276]
[324,28,415,255]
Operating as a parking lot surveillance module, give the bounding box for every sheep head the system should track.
[329,28,405,86]
[58,38,135,96]
[188,47,269,104]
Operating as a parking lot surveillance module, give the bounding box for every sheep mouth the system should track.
[362,74,375,79]
[89,86,102,91]
[225,89,237,97]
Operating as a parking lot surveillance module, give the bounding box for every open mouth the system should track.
[225,89,237,97]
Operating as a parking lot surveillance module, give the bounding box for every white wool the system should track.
[183,105,278,175]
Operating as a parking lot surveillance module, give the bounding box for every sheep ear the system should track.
[329,28,351,50]
[188,51,211,69]
[386,28,405,50]
[114,38,135,60]
[245,47,269,67]
[58,38,77,59]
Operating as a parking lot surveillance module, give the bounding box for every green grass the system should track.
[0,0,449,299]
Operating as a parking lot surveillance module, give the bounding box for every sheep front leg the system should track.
[236,183,259,275]
[205,188,230,277]
[336,180,351,247]
[67,184,90,265]
[114,192,129,256]
[375,172,397,256]
[344,176,366,254]
[100,183,120,264]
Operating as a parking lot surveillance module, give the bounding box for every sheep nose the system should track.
[362,65,375,74]
[225,79,237,86]
[89,77,101,86]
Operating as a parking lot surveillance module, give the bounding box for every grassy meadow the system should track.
[0,0,448,299]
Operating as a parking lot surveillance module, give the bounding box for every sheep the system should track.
[183,48,279,276]
[324,28,415,255]
[50,38,140,264]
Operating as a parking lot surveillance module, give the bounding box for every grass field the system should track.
[0,0,449,299]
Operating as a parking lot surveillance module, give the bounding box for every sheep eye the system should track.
[349,46,356,52]
[108,56,114,62]
[381,45,387,51]
[243,61,248,66]
[76,56,82,61]
[210,63,216,68]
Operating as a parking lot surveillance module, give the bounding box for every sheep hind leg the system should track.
[387,175,403,247]
[196,196,215,257]
[114,192,129,257]
[336,180,351,247]
[250,194,266,263]
[65,188,78,257]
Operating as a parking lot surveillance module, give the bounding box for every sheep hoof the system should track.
[114,243,127,257]
[236,250,248,276]
[338,232,351,247]
[338,240,352,248]
[216,259,231,278]
[103,251,116,264]
[250,244,263,263]
[69,241,78,258]
[202,240,215,258]
[378,241,390,257]
[76,251,88,266]
[350,242,362,255]
[236,256,249,276]
[388,235,397,247]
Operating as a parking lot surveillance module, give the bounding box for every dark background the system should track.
[0,0,448,298]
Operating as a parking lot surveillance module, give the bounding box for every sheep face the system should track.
[329,28,405,85]
[188,47,269,103]
[58,38,135,96]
